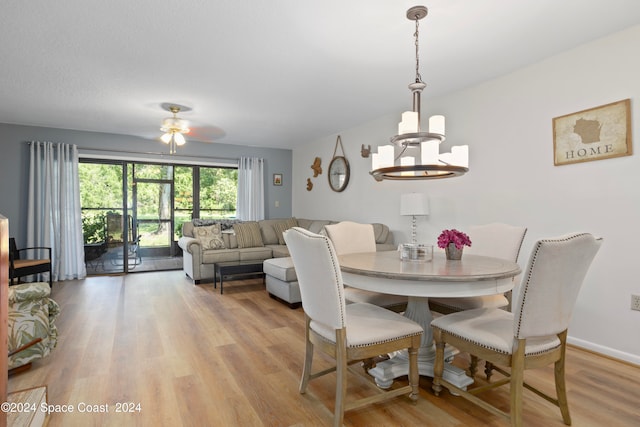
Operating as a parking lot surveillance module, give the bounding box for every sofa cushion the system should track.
[371,223,391,244]
[234,222,264,248]
[263,257,297,282]
[297,219,335,234]
[193,224,226,250]
[267,245,290,258]
[202,249,241,264]
[239,247,273,261]
[273,217,298,245]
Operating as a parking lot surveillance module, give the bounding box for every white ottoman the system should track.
[263,257,301,308]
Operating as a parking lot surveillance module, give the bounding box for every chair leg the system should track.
[510,339,526,427]
[484,361,494,381]
[469,355,479,377]
[408,342,419,403]
[432,328,445,396]
[555,331,571,425]
[334,329,348,427]
[299,316,313,394]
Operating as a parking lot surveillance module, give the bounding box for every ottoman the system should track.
[263,257,301,308]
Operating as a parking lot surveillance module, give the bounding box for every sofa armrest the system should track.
[178,236,201,255]
[8,282,51,303]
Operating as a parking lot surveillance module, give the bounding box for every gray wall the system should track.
[0,123,293,244]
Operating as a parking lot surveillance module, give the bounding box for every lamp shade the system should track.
[400,193,429,216]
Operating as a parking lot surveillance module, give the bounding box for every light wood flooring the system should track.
[8,271,640,426]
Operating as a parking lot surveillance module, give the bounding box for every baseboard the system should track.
[568,336,640,366]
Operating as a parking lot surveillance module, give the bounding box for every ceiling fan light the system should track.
[161,117,189,133]
[159,104,191,153]
[160,132,172,143]
[174,132,186,146]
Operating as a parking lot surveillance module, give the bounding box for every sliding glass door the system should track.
[80,159,237,275]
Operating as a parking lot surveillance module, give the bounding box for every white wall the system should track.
[292,25,640,364]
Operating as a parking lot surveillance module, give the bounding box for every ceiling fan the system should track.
[158,102,226,153]
[160,103,190,153]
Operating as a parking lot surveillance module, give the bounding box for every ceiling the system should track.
[2,1,640,150]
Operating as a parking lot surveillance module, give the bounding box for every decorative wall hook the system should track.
[361,144,371,158]
[311,157,322,177]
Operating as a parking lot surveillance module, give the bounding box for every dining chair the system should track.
[283,227,423,427]
[429,223,527,378]
[429,223,527,315]
[325,221,407,313]
[9,237,53,288]
[431,232,602,427]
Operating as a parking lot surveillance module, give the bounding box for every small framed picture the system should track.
[273,173,283,186]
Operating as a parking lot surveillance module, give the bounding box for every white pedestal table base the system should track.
[367,296,474,390]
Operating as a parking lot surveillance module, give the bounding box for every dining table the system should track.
[338,250,521,389]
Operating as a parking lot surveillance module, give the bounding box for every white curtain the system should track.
[27,141,86,281]
[236,157,265,221]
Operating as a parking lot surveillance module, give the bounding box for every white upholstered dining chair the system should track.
[429,223,527,315]
[325,221,407,312]
[431,232,602,427]
[283,227,423,427]
[429,223,527,378]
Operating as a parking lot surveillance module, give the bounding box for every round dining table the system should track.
[338,250,521,389]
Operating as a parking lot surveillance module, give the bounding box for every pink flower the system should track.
[437,229,472,250]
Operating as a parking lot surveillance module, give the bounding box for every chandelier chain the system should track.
[414,15,423,83]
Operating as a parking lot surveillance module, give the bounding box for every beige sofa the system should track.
[178,218,395,284]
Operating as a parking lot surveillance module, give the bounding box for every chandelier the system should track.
[160,105,190,154]
[370,6,469,181]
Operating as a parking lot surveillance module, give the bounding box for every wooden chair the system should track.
[9,238,52,288]
[431,233,602,427]
[325,221,407,313]
[283,227,423,427]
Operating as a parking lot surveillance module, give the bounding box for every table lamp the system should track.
[400,193,429,243]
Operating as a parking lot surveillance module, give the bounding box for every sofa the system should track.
[178,218,395,284]
[8,282,60,372]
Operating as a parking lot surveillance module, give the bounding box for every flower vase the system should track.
[445,243,463,260]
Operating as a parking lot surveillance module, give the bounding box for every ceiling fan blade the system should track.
[187,125,226,143]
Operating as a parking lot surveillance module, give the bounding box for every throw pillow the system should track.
[234,222,264,248]
[193,218,239,231]
[192,218,218,227]
[273,217,299,245]
[193,224,226,250]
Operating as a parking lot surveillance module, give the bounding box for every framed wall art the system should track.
[553,99,632,166]
[273,173,283,186]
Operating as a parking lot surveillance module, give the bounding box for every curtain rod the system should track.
[26,141,239,164]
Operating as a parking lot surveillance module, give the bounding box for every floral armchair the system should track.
[8,282,60,371]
